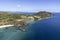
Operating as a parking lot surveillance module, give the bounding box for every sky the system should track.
[0,0,60,12]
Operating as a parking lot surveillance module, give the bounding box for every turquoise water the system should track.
[0,20,35,40]
[1,13,60,40]
[0,27,28,40]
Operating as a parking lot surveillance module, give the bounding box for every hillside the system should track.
[33,11,53,18]
[0,11,53,25]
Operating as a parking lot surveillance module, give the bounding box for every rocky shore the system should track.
[0,11,53,31]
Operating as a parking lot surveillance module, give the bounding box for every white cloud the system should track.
[17,4,21,7]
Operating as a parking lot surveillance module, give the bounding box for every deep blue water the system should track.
[24,13,60,40]
[0,13,60,40]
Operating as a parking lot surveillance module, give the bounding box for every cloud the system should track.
[17,4,21,7]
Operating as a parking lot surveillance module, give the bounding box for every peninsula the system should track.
[0,11,53,31]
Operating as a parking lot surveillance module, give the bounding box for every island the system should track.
[0,11,53,31]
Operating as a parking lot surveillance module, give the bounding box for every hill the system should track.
[0,11,53,25]
[33,11,53,18]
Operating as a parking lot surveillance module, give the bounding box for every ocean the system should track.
[0,13,60,40]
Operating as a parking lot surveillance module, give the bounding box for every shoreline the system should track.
[0,17,52,29]
[0,25,14,28]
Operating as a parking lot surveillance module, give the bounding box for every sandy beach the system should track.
[0,25,14,28]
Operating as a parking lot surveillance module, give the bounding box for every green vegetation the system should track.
[33,11,53,18]
[0,11,53,25]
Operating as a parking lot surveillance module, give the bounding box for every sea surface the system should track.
[0,13,60,40]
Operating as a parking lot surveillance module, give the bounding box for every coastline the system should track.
[0,25,14,28]
[0,17,52,29]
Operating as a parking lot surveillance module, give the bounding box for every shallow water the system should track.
[0,27,27,40]
[0,13,60,40]
[0,20,35,40]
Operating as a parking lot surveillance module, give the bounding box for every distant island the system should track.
[0,11,53,31]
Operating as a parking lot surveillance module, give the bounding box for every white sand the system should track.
[0,25,14,28]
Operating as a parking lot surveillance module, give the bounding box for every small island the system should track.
[0,11,53,31]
